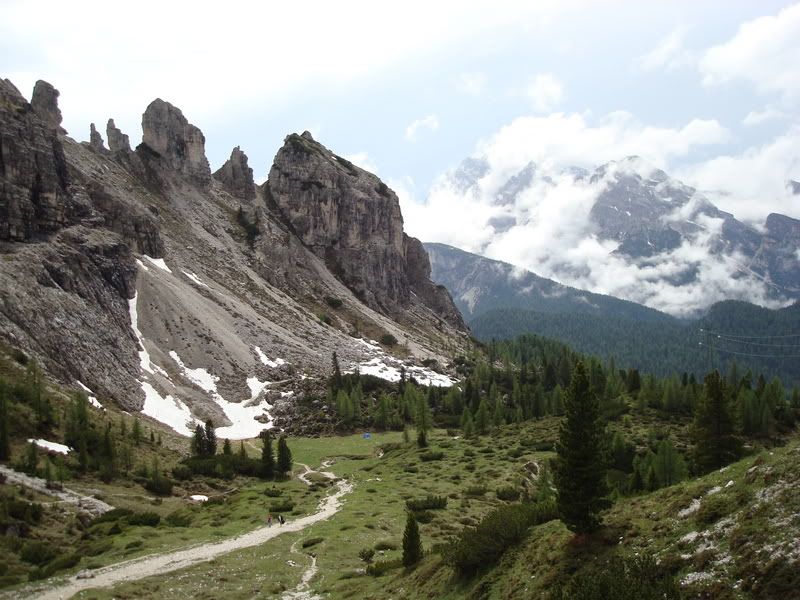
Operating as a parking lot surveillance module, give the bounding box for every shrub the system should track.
[165,510,193,527]
[41,552,81,577]
[269,499,295,513]
[550,555,681,599]
[91,508,133,526]
[20,541,57,565]
[144,474,173,497]
[125,540,144,550]
[463,485,487,498]
[359,548,375,563]
[443,500,556,575]
[85,539,113,556]
[263,486,283,497]
[496,486,521,502]
[302,537,324,548]
[374,540,398,551]
[420,451,444,462]
[366,558,402,577]
[413,510,435,524]
[324,296,343,309]
[127,512,161,527]
[171,465,193,481]
[405,495,447,511]
[695,494,734,526]
[379,333,398,347]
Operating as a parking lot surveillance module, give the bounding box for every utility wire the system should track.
[700,328,800,340]
[699,342,800,359]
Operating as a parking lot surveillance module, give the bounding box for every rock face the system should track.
[106,119,131,153]
[213,146,254,199]
[0,79,72,241]
[140,99,210,184]
[267,131,465,328]
[89,123,106,152]
[30,80,64,133]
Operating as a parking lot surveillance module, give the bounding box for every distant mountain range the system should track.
[426,243,800,386]
[442,155,800,314]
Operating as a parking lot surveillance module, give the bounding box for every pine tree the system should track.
[331,352,343,393]
[553,361,608,535]
[223,438,232,455]
[204,420,217,456]
[460,408,474,437]
[414,395,432,448]
[692,371,741,473]
[351,384,363,425]
[375,394,390,430]
[132,419,142,446]
[24,441,38,475]
[402,511,423,567]
[276,435,292,476]
[191,424,205,457]
[261,431,275,479]
[652,439,687,487]
[238,440,247,459]
[474,398,490,435]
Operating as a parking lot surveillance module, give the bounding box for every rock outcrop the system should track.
[267,131,465,329]
[106,119,131,153]
[0,79,72,241]
[140,99,210,185]
[213,146,255,199]
[89,123,106,152]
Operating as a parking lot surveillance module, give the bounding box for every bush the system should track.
[366,558,402,577]
[269,499,295,513]
[420,451,444,462]
[85,539,113,556]
[91,508,133,526]
[165,510,193,527]
[695,494,734,526]
[41,552,81,577]
[324,296,343,309]
[127,512,161,527]
[463,485,487,498]
[359,548,375,563]
[405,495,447,511]
[20,541,57,565]
[171,465,193,481]
[263,487,283,497]
[550,555,681,600]
[496,486,521,502]
[6,498,43,524]
[413,510,435,524]
[379,333,398,347]
[125,540,144,550]
[443,500,556,575]
[302,537,324,548]
[144,475,173,497]
[374,540,398,551]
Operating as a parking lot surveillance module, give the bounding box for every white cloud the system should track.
[457,72,487,96]
[677,127,800,222]
[637,24,694,71]
[405,115,440,142]
[699,3,800,100]
[526,74,564,112]
[742,106,789,126]
[343,152,378,174]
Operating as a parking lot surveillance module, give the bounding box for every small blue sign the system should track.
[363,432,371,439]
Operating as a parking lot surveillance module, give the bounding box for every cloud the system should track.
[637,24,694,71]
[742,106,789,126]
[400,110,790,316]
[457,72,487,96]
[405,115,440,141]
[526,74,564,112]
[343,152,378,174]
[676,127,800,222]
[699,3,800,101]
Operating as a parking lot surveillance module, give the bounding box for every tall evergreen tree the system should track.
[692,371,741,472]
[474,398,490,435]
[0,382,10,461]
[204,420,217,456]
[276,435,292,476]
[553,361,608,535]
[191,424,206,457]
[24,441,38,475]
[402,511,423,567]
[374,394,390,430]
[460,407,475,438]
[652,439,688,487]
[331,352,343,393]
[414,395,432,447]
[223,438,232,455]
[261,430,275,479]
[132,418,142,446]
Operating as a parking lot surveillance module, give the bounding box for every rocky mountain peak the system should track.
[106,119,131,153]
[140,98,210,185]
[213,146,255,200]
[30,80,64,133]
[89,123,106,152]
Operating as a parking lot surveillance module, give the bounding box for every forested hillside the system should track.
[470,301,800,387]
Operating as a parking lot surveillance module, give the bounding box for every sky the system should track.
[2,1,799,314]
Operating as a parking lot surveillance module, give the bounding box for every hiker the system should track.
[267,513,273,527]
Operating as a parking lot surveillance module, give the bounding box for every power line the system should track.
[712,337,800,348]
[700,328,800,340]
[698,342,800,359]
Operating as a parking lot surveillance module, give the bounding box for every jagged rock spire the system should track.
[89,123,106,152]
[140,98,210,185]
[30,80,64,133]
[106,119,131,152]
[213,146,255,200]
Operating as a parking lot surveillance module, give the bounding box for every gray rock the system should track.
[89,123,106,152]
[30,80,64,133]
[213,146,255,200]
[106,118,131,152]
[140,98,210,185]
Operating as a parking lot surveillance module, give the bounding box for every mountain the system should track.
[440,155,800,314]
[0,78,467,438]
[425,242,674,323]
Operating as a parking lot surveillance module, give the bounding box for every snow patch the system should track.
[679,498,701,518]
[706,485,722,496]
[27,439,71,455]
[254,346,287,368]
[247,376,270,401]
[140,381,198,437]
[143,256,172,273]
[76,381,104,410]
[128,293,154,375]
[135,258,149,272]
[182,270,209,288]
[170,351,274,439]
[189,494,208,502]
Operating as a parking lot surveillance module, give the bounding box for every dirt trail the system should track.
[18,466,352,600]
[0,465,113,517]
[281,539,321,600]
